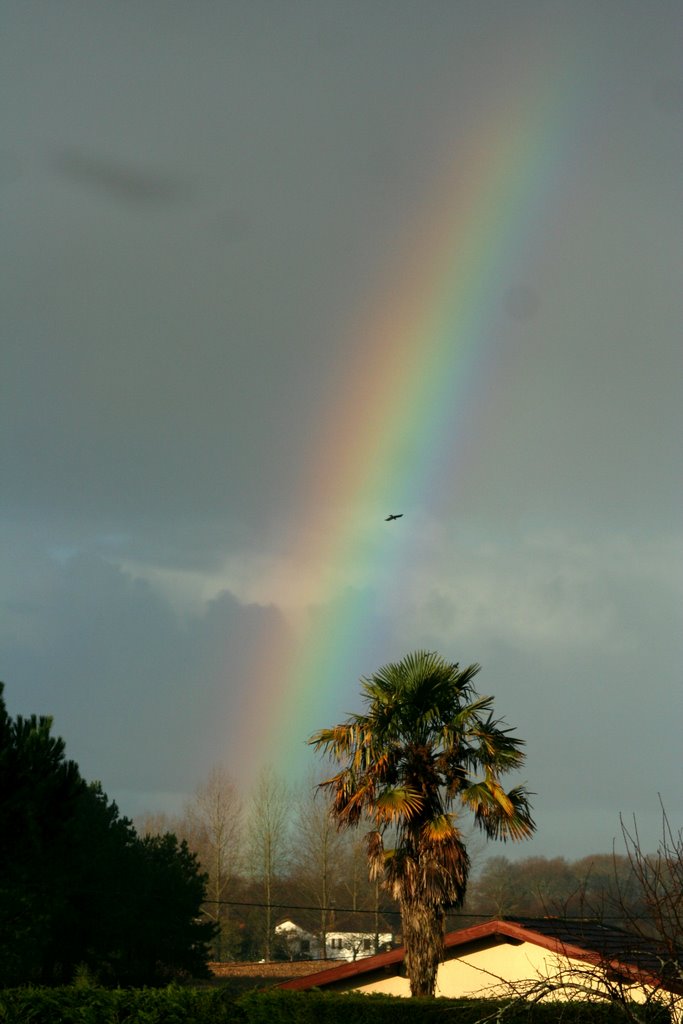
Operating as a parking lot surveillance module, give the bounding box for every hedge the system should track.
[0,985,245,1024]
[0,988,670,1024]
[238,991,671,1024]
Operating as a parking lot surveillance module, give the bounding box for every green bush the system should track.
[236,991,671,1024]
[0,989,670,1024]
[0,985,246,1024]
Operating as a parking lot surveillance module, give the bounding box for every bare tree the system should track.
[336,831,365,913]
[186,766,243,960]
[292,775,343,959]
[245,766,291,960]
[616,800,682,986]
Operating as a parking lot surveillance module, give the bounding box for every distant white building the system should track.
[274,916,394,962]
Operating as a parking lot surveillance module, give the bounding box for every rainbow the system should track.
[232,49,592,785]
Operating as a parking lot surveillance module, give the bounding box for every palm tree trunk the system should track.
[400,898,444,997]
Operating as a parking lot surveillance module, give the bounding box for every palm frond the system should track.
[308,722,357,756]
[465,780,536,841]
[421,813,458,842]
[470,713,527,769]
[373,786,424,824]
[366,829,386,880]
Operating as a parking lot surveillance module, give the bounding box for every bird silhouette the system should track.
[385,513,403,521]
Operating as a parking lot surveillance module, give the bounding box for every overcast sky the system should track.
[2,1,681,862]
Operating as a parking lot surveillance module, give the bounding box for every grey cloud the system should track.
[0,552,288,798]
[49,149,194,206]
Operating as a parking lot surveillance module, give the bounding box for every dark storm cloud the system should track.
[0,552,288,797]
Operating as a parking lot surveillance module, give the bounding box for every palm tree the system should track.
[309,650,535,997]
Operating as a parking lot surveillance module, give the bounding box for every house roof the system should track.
[277,917,682,994]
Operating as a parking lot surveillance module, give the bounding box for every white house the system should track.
[274,916,394,962]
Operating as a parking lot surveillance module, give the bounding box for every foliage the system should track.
[309,651,535,996]
[0,682,215,987]
[0,683,85,985]
[236,991,670,1024]
[0,985,245,1024]
[0,988,671,1024]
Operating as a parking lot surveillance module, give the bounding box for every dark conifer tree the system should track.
[0,682,215,985]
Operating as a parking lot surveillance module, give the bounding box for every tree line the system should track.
[139,765,659,962]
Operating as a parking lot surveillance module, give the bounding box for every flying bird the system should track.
[385,513,403,521]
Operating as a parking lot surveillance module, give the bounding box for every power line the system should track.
[199,898,652,923]
[201,898,401,916]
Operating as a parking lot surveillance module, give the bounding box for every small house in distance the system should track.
[274,914,394,962]
[278,916,682,1010]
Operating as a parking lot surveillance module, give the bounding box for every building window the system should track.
[330,937,342,949]
[362,938,372,950]
[300,939,310,953]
